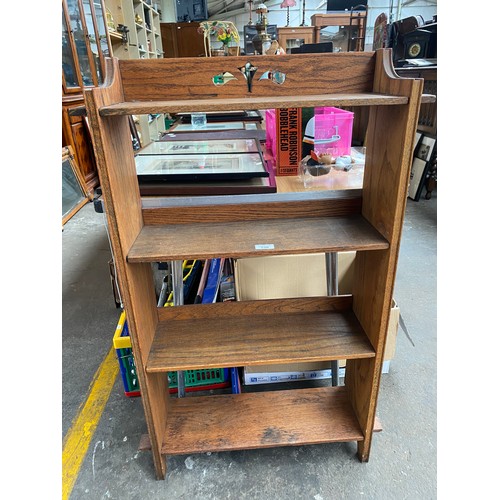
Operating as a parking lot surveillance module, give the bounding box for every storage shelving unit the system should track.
[105,0,166,145]
[85,49,425,480]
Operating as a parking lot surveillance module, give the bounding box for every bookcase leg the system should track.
[153,453,167,480]
[357,438,371,462]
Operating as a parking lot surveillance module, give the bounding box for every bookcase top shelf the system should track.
[92,51,435,117]
[99,93,410,115]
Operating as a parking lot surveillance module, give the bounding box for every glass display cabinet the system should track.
[62,0,112,194]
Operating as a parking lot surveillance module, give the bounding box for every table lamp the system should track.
[280,0,297,27]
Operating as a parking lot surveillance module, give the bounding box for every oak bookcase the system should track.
[85,49,425,480]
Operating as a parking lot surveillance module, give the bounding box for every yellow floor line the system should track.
[62,345,119,500]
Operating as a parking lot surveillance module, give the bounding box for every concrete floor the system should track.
[62,190,437,499]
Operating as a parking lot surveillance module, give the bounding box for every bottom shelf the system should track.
[162,386,364,455]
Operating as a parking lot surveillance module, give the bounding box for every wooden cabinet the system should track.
[85,50,424,480]
[277,26,315,54]
[62,100,98,192]
[62,0,112,194]
[160,22,206,58]
[396,66,437,135]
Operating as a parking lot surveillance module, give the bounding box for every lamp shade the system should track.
[280,0,296,7]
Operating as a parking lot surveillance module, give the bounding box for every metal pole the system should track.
[326,252,340,386]
[171,260,185,398]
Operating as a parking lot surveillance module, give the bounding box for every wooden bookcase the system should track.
[85,49,424,480]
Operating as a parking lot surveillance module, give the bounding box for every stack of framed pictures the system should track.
[135,137,276,195]
[167,121,260,133]
[175,110,263,124]
[408,132,437,201]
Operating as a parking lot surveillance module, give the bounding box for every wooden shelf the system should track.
[99,92,409,116]
[162,386,364,455]
[147,296,375,372]
[128,214,388,262]
[100,94,434,116]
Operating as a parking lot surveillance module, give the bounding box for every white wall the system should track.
[159,0,437,49]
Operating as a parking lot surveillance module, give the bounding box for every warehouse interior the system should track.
[5,1,499,499]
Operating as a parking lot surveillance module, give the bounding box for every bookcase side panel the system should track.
[85,58,169,479]
[346,49,424,461]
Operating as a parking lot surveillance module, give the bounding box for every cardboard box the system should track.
[384,299,400,362]
[235,253,328,300]
[244,360,347,385]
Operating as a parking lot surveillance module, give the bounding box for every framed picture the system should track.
[169,121,246,132]
[176,110,263,123]
[408,133,436,201]
[408,157,427,200]
[137,138,261,155]
[135,153,269,182]
[62,146,90,226]
[413,131,422,152]
[416,134,436,162]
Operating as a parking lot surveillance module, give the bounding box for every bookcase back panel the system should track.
[118,52,376,101]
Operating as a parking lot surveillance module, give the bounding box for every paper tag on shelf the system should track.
[255,244,275,250]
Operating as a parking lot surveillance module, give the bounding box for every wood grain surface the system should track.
[128,215,388,262]
[84,58,169,479]
[141,190,362,225]
[162,387,364,455]
[85,49,427,476]
[100,93,408,115]
[147,296,375,372]
[118,52,376,102]
[345,49,425,463]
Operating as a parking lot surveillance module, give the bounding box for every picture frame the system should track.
[135,152,269,182]
[62,146,90,226]
[137,138,261,155]
[416,134,436,162]
[176,110,263,123]
[408,132,436,201]
[169,121,246,132]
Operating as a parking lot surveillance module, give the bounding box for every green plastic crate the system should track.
[169,368,227,388]
[114,311,229,396]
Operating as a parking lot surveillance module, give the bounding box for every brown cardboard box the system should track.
[235,253,328,300]
[384,299,399,361]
